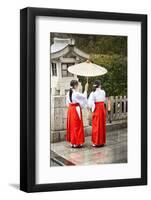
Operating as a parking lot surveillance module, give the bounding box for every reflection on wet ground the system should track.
[51,128,127,166]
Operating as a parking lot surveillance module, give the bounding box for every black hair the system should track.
[93,80,101,92]
[69,80,78,102]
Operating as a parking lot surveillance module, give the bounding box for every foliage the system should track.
[78,54,127,96]
[75,35,127,56]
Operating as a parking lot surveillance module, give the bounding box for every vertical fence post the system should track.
[119,96,122,120]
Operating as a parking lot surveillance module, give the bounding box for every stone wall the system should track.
[51,95,89,142]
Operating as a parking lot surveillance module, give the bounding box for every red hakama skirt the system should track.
[92,102,106,145]
[66,103,85,145]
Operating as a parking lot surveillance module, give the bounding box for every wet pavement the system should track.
[50,128,127,166]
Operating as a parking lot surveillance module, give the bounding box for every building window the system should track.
[55,89,60,95]
[51,63,57,76]
[61,63,74,77]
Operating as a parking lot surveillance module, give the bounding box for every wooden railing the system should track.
[106,96,127,122]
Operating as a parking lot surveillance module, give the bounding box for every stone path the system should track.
[51,128,127,166]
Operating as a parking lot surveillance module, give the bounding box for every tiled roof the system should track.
[51,37,75,53]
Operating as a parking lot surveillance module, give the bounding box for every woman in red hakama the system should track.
[66,80,88,148]
[88,80,106,147]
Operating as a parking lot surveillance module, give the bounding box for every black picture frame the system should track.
[20,7,147,192]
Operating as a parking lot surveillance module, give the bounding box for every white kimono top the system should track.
[88,88,106,112]
[66,89,88,119]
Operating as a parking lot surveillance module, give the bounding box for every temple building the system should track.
[50,37,90,95]
[50,37,90,142]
